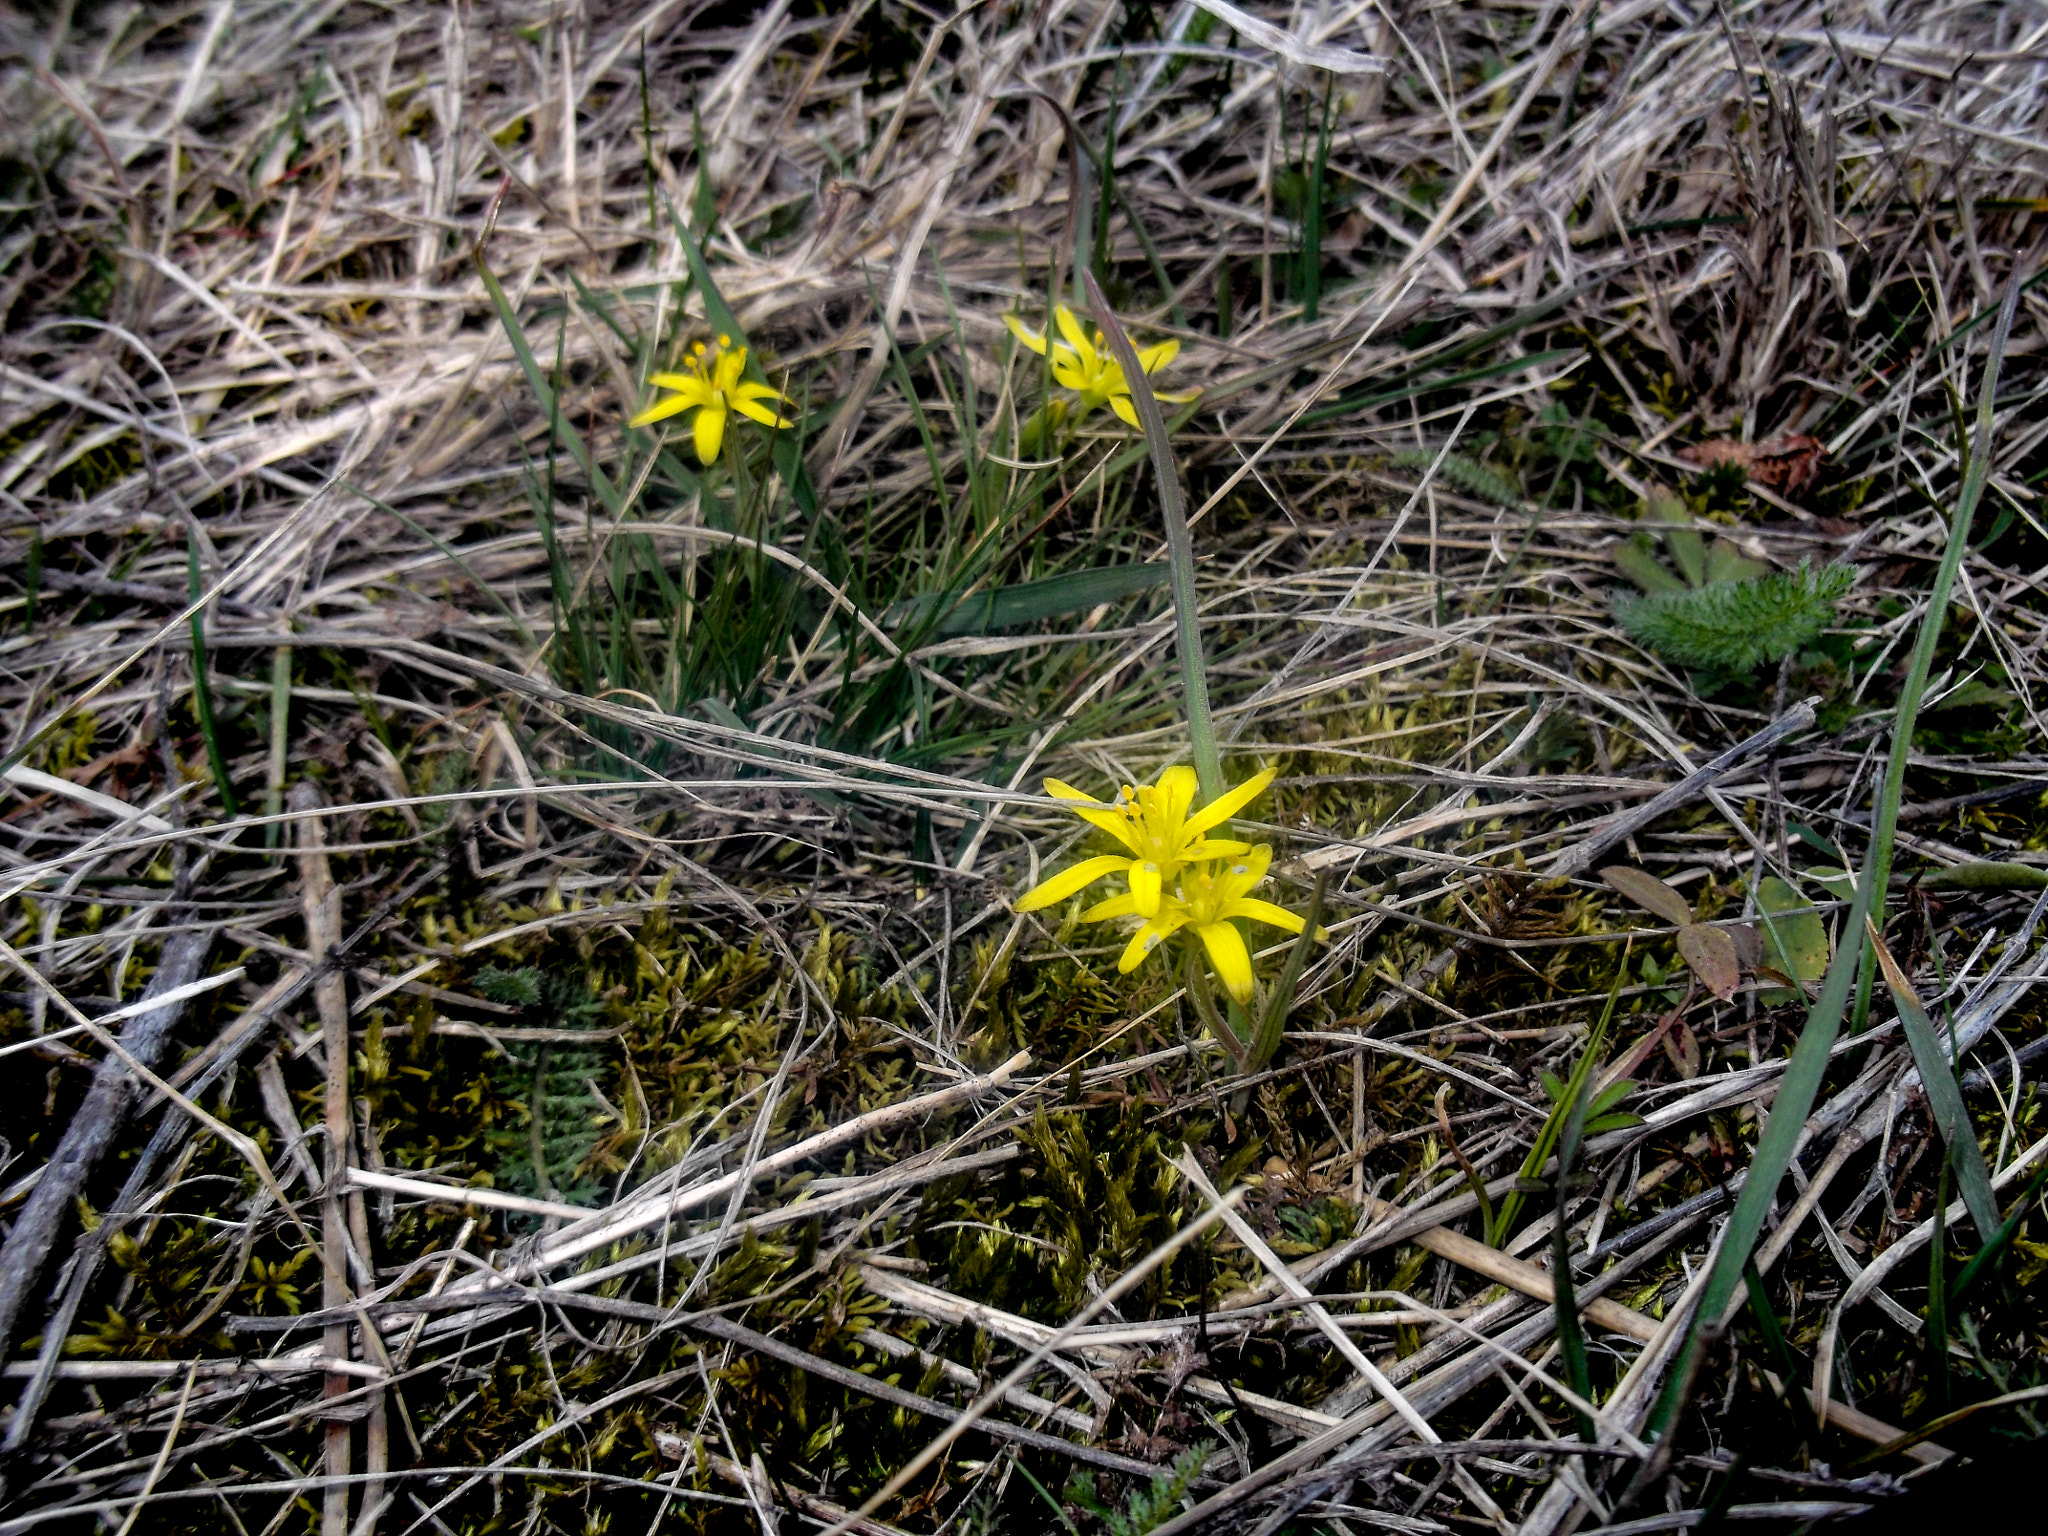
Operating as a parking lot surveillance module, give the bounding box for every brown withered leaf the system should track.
[1676,434,1828,495]
[1663,1017,1702,1078]
[1601,866,1696,928]
[1676,922,1742,1002]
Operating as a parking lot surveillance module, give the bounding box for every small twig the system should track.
[292,783,357,1536]
[1548,699,1820,879]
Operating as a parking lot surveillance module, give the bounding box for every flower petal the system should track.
[1118,910,1189,973]
[1109,395,1140,427]
[1014,854,1132,912]
[1155,767,1198,829]
[693,403,727,465]
[1223,898,1308,935]
[1137,338,1181,374]
[1069,804,1141,851]
[1004,313,1050,356]
[1182,837,1254,862]
[1194,921,1257,1004]
[1128,860,1163,918]
[648,372,709,393]
[1215,843,1274,898]
[1079,890,1141,923]
[1045,778,1106,805]
[1054,305,1092,359]
[1184,766,1277,838]
[733,396,794,427]
[629,394,694,428]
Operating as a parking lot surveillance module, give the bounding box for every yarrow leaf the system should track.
[1614,560,1854,673]
[1393,448,1521,507]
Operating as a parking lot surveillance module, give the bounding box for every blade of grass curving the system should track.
[341,481,532,646]
[929,259,994,538]
[184,532,238,820]
[1947,1160,2048,1306]
[662,200,819,520]
[1649,269,2023,1440]
[888,563,1169,636]
[1551,1055,1597,1439]
[637,39,659,242]
[1244,873,1327,1078]
[1868,920,1999,1241]
[1092,75,1118,284]
[1082,271,1221,804]
[1926,1148,1952,1410]
[1489,956,1627,1246]
[1299,348,1581,425]
[1297,77,1332,322]
[1854,271,2024,1028]
[1741,1259,1821,1444]
[473,248,622,518]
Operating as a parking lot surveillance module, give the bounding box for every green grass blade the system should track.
[1092,76,1118,283]
[1082,271,1221,805]
[888,563,1169,636]
[1489,958,1626,1246]
[1926,1150,1952,1409]
[1551,1053,1598,1439]
[1650,271,2023,1440]
[1297,78,1332,323]
[473,249,622,518]
[1298,348,1582,426]
[1868,922,2000,1241]
[1853,272,2024,1027]
[1948,1160,2048,1305]
[342,480,533,646]
[1742,1258,1821,1443]
[1245,874,1326,1078]
[185,535,239,820]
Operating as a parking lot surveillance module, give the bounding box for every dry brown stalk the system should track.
[0,926,212,1364]
[291,782,360,1536]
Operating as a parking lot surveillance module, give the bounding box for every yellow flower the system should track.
[1087,844,1322,1005]
[1005,305,1197,428]
[1013,765,1274,918]
[629,335,793,465]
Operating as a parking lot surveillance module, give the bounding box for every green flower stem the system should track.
[1184,945,1245,1064]
[1083,272,1223,806]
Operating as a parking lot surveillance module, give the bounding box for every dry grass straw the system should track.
[2,1,2047,1532]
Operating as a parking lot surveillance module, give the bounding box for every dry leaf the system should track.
[1662,1018,1702,1078]
[1601,865,1695,928]
[1676,434,1828,495]
[1676,922,1741,1002]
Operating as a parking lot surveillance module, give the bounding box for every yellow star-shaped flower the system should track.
[1014,765,1275,918]
[629,335,793,465]
[1005,305,1197,428]
[1086,844,1323,1004]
